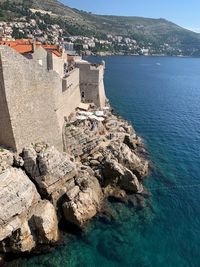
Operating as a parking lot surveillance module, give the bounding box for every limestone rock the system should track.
[17,220,36,252]
[0,148,14,174]
[63,171,102,228]
[7,220,36,253]
[31,200,59,244]
[65,123,104,158]
[13,154,24,167]
[0,168,59,253]
[102,141,149,179]
[22,145,77,203]
[0,217,21,246]
[22,146,40,178]
[123,134,137,150]
[119,169,143,193]
[0,110,150,255]
[64,112,149,183]
[102,158,143,193]
[0,168,40,239]
[0,168,40,253]
[102,159,124,184]
[119,143,149,178]
[103,185,127,202]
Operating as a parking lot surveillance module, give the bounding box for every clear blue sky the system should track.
[60,0,200,32]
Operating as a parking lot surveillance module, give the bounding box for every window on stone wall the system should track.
[81,92,85,98]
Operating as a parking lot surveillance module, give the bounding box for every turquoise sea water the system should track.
[10,56,200,267]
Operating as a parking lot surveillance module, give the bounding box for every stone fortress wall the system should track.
[56,67,81,130]
[0,46,63,151]
[31,46,48,68]
[0,45,106,152]
[77,61,106,108]
[0,55,16,150]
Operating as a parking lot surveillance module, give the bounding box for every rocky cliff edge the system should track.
[0,106,149,256]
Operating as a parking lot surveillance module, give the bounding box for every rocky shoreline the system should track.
[0,106,149,264]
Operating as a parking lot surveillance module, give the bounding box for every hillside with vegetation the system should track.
[1,0,200,56]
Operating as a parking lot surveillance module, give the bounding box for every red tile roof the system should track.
[52,50,62,57]
[42,44,62,57]
[0,40,33,53]
[0,39,62,57]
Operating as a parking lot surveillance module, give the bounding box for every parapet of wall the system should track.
[52,53,64,77]
[0,46,63,152]
[32,47,64,77]
[31,46,48,68]
[77,62,106,108]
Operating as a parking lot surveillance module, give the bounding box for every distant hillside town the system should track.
[0,0,190,56]
[0,18,172,56]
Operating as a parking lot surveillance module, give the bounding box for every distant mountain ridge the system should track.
[1,0,200,55]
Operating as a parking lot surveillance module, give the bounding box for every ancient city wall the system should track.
[0,46,63,151]
[31,46,81,127]
[0,55,16,150]
[77,62,106,108]
[0,45,106,152]
[31,46,48,68]
[52,53,64,77]
[55,67,81,128]
[33,47,65,77]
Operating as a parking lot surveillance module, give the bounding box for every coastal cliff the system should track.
[0,106,149,261]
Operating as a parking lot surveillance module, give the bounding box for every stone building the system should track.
[0,42,106,152]
[77,61,106,108]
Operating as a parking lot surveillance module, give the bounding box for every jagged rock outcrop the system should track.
[119,169,143,193]
[102,159,143,193]
[31,200,59,244]
[64,110,149,196]
[22,144,77,204]
[0,107,150,256]
[22,144,103,228]
[0,168,59,253]
[0,168,40,242]
[63,170,103,227]
[100,141,148,180]
[65,123,104,158]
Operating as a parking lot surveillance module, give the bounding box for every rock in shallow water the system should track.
[119,169,143,193]
[102,159,143,193]
[63,171,103,228]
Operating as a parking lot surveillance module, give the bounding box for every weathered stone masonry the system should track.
[0,45,106,152]
[0,46,62,151]
[78,61,106,108]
